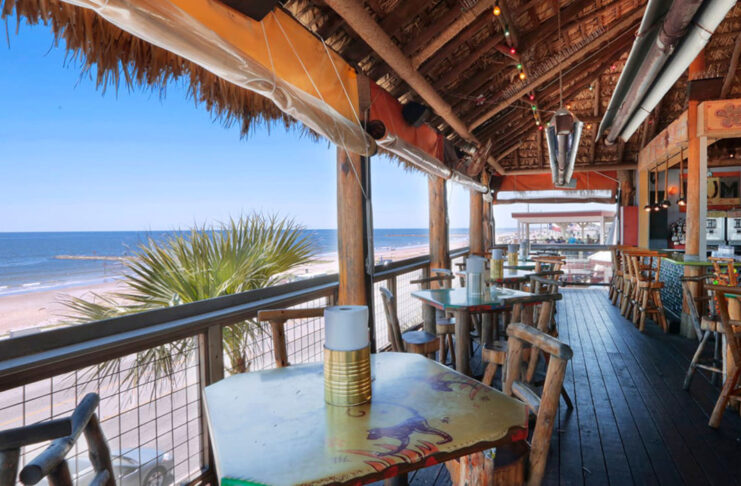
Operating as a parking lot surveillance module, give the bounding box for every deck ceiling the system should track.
[283,0,741,176]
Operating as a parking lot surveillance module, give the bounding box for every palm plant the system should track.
[62,214,315,386]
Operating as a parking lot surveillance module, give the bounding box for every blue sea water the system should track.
[0,229,468,296]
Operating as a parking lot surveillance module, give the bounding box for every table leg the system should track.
[423,304,437,360]
[481,313,493,347]
[455,309,471,376]
[726,298,739,411]
[384,473,408,485]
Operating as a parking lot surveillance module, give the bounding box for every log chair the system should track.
[449,323,573,486]
[0,393,115,486]
[379,288,439,356]
[411,270,456,365]
[257,307,326,367]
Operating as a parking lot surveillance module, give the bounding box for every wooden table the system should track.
[411,287,532,376]
[204,353,528,486]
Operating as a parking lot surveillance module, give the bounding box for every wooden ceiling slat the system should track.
[418,12,494,75]
[434,34,506,88]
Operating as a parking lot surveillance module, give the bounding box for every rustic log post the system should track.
[337,148,376,349]
[686,50,708,262]
[428,176,449,286]
[638,169,649,248]
[198,325,223,480]
[469,190,484,255]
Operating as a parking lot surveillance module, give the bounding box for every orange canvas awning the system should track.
[497,172,619,192]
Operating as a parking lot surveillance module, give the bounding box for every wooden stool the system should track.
[609,246,632,306]
[481,341,507,386]
[681,275,724,389]
[706,285,741,429]
[620,249,638,318]
[628,250,668,332]
[710,257,738,286]
[379,287,439,356]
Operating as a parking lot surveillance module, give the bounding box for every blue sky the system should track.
[0,20,609,232]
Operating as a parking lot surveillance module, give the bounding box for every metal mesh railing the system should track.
[1,338,203,486]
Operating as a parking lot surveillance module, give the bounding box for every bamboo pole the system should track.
[428,176,450,286]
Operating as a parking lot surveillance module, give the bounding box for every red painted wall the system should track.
[622,206,638,246]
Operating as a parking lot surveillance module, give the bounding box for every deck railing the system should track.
[0,247,468,486]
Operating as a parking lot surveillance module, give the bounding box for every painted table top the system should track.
[454,269,534,282]
[204,353,528,486]
[411,286,532,311]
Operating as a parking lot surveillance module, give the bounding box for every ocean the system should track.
[0,229,469,296]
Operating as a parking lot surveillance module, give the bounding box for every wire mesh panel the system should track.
[0,338,203,486]
[394,269,424,332]
[373,279,391,350]
[245,296,332,371]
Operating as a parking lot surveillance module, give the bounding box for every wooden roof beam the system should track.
[721,32,741,98]
[433,34,507,88]
[407,0,496,68]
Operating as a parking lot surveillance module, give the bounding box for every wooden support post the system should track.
[337,148,376,349]
[469,190,484,255]
[686,51,707,262]
[428,176,449,284]
[638,169,649,248]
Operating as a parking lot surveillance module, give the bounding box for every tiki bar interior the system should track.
[4,0,741,485]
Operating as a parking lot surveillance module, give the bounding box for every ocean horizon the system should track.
[0,228,502,297]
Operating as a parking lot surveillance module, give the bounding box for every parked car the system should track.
[37,449,173,486]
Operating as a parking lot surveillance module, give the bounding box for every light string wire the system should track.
[269,12,370,200]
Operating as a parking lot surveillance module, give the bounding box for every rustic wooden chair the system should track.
[0,393,115,486]
[411,271,457,365]
[503,323,573,486]
[627,250,668,332]
[706,285,741,428]
[709,257,738,286]
[681,275,723,389]
[532,256,565,274]
[257,308,325,367]
[481,292,562,387]
[379,287,440,356]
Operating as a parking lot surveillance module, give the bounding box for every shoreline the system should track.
[0,240,468,334]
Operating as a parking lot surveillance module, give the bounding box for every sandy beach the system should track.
[0,241,467,336]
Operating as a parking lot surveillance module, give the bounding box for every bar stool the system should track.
[710,257,738,286]
[628,250,668,332]
[609,246,630,306]
[620,249,638,318]
[379,288,440,356]
[706,284,741,429]
[680,275,723,389]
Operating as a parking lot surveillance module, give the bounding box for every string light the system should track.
[516,63,522,70]
[504,29,510,37]
[531,105,537,111]
[493,5,501,16]
[528,93,535,101]
[519,71,526,80]
[509,47,517,55]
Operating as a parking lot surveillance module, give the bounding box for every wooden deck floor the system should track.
[399,287,741,486]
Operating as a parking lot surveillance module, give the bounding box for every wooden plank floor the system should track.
[391,288,741,486]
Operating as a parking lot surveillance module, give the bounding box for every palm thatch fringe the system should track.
[2,0,322,141]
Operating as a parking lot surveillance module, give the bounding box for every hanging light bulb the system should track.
[652,166,661,212]
[493,5,502,16]
[677,147,687,207]
[660,155,671,209]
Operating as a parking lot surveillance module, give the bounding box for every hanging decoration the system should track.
[661,155,671,209]
[652,165,661,212]
[678,147,686,206]
[546,1,583,187]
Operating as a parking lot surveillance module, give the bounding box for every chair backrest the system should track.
[257,308,325,367]
[0,393,115,486]
[627,250,662,283]
[411,272,454,290]
[709,257,737,286]
[504,323,573,486]
[706,285,741,367]
[680,274,714,340]
[379,288,405,352]
[532,256,565,273]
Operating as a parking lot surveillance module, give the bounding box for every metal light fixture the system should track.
[660,155,671,209]
[677,147,686,207]
[652,166,661,212]
[546,6,583,188]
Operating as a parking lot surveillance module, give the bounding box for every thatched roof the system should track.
[2,0,316,139]
[5,0,741,179]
